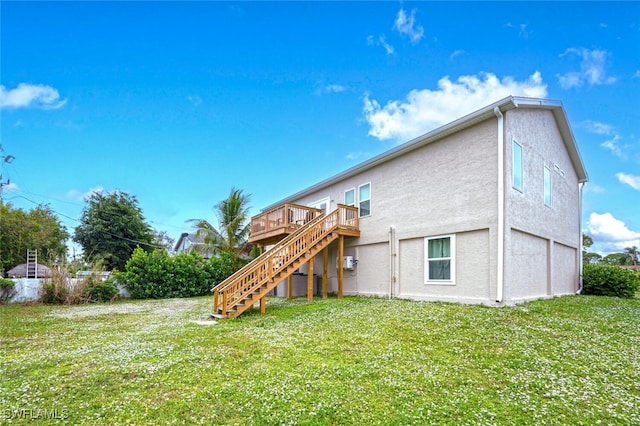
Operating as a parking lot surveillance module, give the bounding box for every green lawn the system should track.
[1,295,639,425]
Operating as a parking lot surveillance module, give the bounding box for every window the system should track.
[513,141,523,191]
[358,183,371,217]
[425,235,455,283]
[544,166,552,206]
[344,188,355,207]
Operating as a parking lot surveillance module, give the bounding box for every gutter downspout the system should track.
[389,226,396,299]
[577,182,585,294]
[494,107,505,303]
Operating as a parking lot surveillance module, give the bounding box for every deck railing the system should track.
[249,203,323,242]
[213,204,358,317]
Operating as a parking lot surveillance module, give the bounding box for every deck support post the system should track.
[307,256,314,302]
[259,296,266,314]
[287,274,293,300]
[322,246,328,299]
[338,235,344,299]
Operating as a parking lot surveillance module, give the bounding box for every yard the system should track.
[1,295,639,425]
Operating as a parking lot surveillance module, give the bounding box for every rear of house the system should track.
[255,96,587,306]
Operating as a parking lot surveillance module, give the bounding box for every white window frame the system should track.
[544,165,552,206]
[424,234,455,285]
[358,182,371,218]
[344,188,355,207]
[512,140,523,192]
[308,196,330,215]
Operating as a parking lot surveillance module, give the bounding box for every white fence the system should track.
[5,278,129,303]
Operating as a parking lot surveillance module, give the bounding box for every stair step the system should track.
[210,313,227,320]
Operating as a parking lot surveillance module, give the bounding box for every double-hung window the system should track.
[425,235,455,284]
[344,188,355,207]
[358,183,371,217]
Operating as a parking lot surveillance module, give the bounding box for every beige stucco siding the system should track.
[287,118,500,302]
[508,229,548,301]
[552,242,578,295]
[398,228,491,303]
[504,109,581,301]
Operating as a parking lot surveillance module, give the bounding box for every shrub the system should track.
[583,264,640,298]
[86,276,119,302]
[118,248,237,299]
[40,269,70,304]
[0,278,17,303]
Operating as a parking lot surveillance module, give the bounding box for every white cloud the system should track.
[187,95,202,106]
[601,134,624,158]
[557,48,616,89]
[2,182,20,192]
[587,212,640,251]
[449,50,466,60]
[367,35,395,55]
[0,83,67,110]
[582,120,613,135]
[507,22,531,39]
[324,84,346,94]
[393,8,424,43]
[363,71,547,142]
[616,173,640,191]
[67,186,104,201]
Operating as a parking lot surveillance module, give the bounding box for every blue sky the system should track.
[1,1,638,256]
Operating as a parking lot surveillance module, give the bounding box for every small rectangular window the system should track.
[425,235,455,284]
[358,183,371,217]
[544,166,552,206]
[344,188,355,207]
[513,141,523,191]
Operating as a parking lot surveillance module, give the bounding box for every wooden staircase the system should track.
[211,204,359,319]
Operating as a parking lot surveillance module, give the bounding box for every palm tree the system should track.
[625,246,638,266]
[188,188,251,269]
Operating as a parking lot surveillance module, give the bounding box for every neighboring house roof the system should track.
[263,96,588,211]
[174,233,204,253]
[6,263,52,278]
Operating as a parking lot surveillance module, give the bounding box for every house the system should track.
[212,96,588,319]
[174,233,212,258]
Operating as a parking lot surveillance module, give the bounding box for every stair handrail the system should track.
[213,208,344,315]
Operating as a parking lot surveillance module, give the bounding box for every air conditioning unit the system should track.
[343,256,355,271]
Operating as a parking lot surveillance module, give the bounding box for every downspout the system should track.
[389,226,395,299]
[494,107,505,303]
[577,182,585,294]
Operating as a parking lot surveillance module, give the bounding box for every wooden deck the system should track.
[248,203,324,245]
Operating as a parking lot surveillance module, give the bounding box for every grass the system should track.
[1,295,639,425]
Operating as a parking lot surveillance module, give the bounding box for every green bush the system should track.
[118,249,237,299]
[87,277,119,302]
[0,278,17,303]
[583,264,640,298]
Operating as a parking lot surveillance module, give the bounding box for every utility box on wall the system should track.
[343,256,355,271]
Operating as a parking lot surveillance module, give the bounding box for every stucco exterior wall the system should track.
[504,109,581,301]
[287,118,500,303]
[552,242,578,295]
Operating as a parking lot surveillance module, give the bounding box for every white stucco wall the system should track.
[504,109,581,301]
[286,118,500,303]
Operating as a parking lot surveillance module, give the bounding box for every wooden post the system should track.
[260,296,266,314]
[338,235,344,299]
[287,274,293,300]
[307,257,314,302]
[322,247,328,299]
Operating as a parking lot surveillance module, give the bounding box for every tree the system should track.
[583,252,602,264]
[624,246,638,266]
[153,229,175,253]
[582,233,593,251]
[73,191,155,271]
[188,188,251,269]
[0,203,69,273]
[602,252,632,266]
